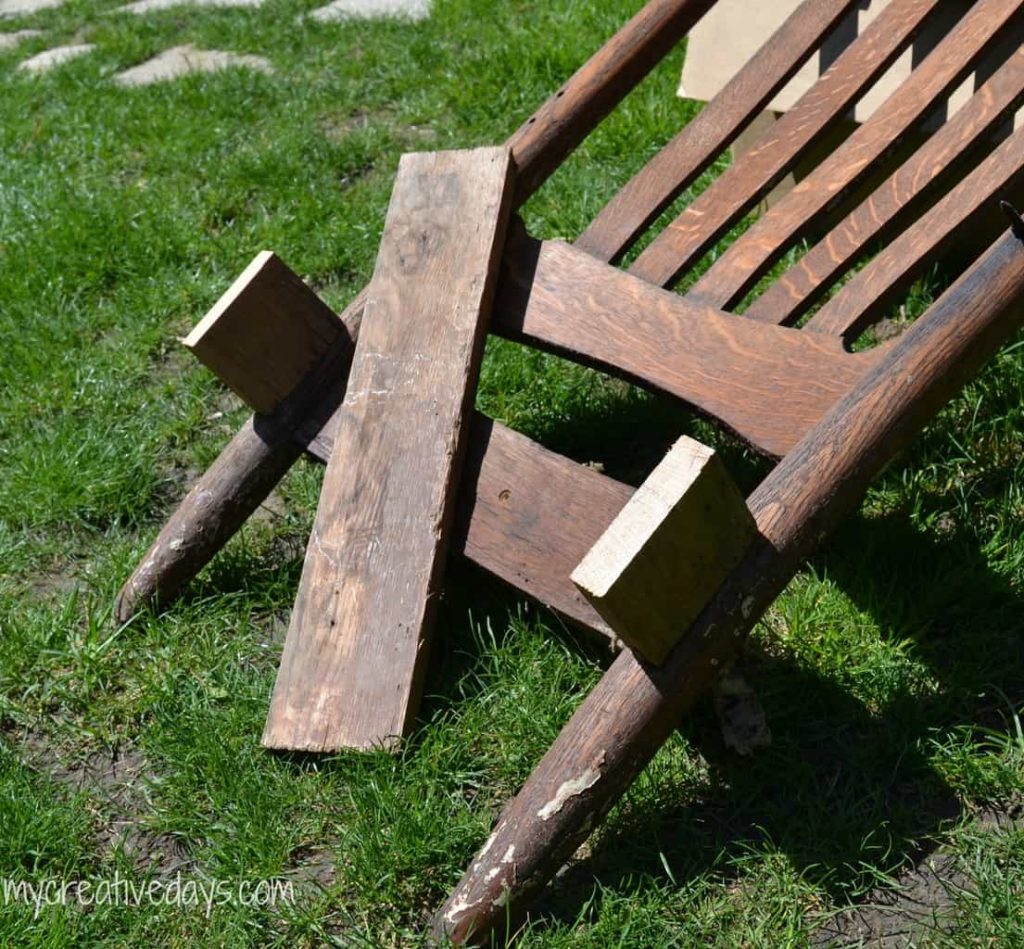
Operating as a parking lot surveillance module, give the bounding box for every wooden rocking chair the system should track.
[116,0,1024,941]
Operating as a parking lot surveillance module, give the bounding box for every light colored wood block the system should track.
[183,250,346,414]
[571,435,757,665]
[263,146,516,752]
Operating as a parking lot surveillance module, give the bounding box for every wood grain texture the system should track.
[183,251,346,414]
[571,436,756,664]
[575,0,861,264]
[493,233,882,458]
[747,43,1024,326]
[506,0,718,205]
[434,226,1024,945]
[626,0,940,285]
[686,0,1024,308]
[263,148,515,752]
[805,121,1024,337]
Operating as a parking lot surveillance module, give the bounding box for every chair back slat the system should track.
[624,0,943,286]
[575,0,861,264]
[802,122,1024,338]
[680,0,1023,308]
[745,44,1024,327]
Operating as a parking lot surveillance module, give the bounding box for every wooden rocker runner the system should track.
[116,0,1024,941]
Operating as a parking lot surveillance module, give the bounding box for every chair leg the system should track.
[114,415,303,624]
[433,229,1024,944]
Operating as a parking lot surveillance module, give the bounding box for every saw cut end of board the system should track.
[571,435,757,665]
[183,250,346,415]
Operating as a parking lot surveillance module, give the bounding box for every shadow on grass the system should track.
[527,509,1024,932]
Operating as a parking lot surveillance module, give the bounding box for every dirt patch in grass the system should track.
[813,808,1022,947]
[16,729,191,875]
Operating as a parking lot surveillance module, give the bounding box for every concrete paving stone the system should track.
[113,44,272,86]
[0,28,42,50]
[308,0,430,22]
[115,0,262,14]
[18,42,94,73]
[0,0,64,15]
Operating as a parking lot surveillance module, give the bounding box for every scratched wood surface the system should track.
[625,0,941,287]
[263,147,515,752]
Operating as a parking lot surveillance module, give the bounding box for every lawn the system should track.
[2,0,1024,945]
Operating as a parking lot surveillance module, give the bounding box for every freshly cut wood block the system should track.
[184,250,345,414]
[572,436,756,665]
[263,146,515,752]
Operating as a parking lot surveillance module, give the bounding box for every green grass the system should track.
[1,1,1023,945]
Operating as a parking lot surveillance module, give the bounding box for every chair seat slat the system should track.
[803,122,1024,338]
[575,0,860,264]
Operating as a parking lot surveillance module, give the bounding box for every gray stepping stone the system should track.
[113,44,272,86]
[0,28,42,49]
[18,43,94,72]
[115,0,262,14]
[0,0,64,15]
[308,0,430,22]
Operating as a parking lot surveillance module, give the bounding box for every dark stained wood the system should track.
[494,233,882,458]
[506,0,718,205]
[575,0,861,264]
[434,226,1024,946]
[263,148,515,753]
[571,436,756,664]
[685,0,1024,308]
[624,0,940,284]
[748,46,1024,326]
[117,227,883,623]
[116,0,727,629]
[805,122,1024,338]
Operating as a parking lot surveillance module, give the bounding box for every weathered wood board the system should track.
[263,146,515,752]
[571,436,756,664]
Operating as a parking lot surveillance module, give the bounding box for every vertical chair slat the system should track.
[803,122,1024,338]
[746,44,1024,326]
[625,0,943,285]
[575,0,862,264]
[681,0,1023,307]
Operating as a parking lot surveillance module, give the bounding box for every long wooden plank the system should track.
[747,44,1024,326]
[685,0,1023,307]
[263,148,515,752]
[495,234,882,458]
[434,226,1024,946]
[575,0,861,264]
[623,0,939,284]
[804,122,1024,337]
